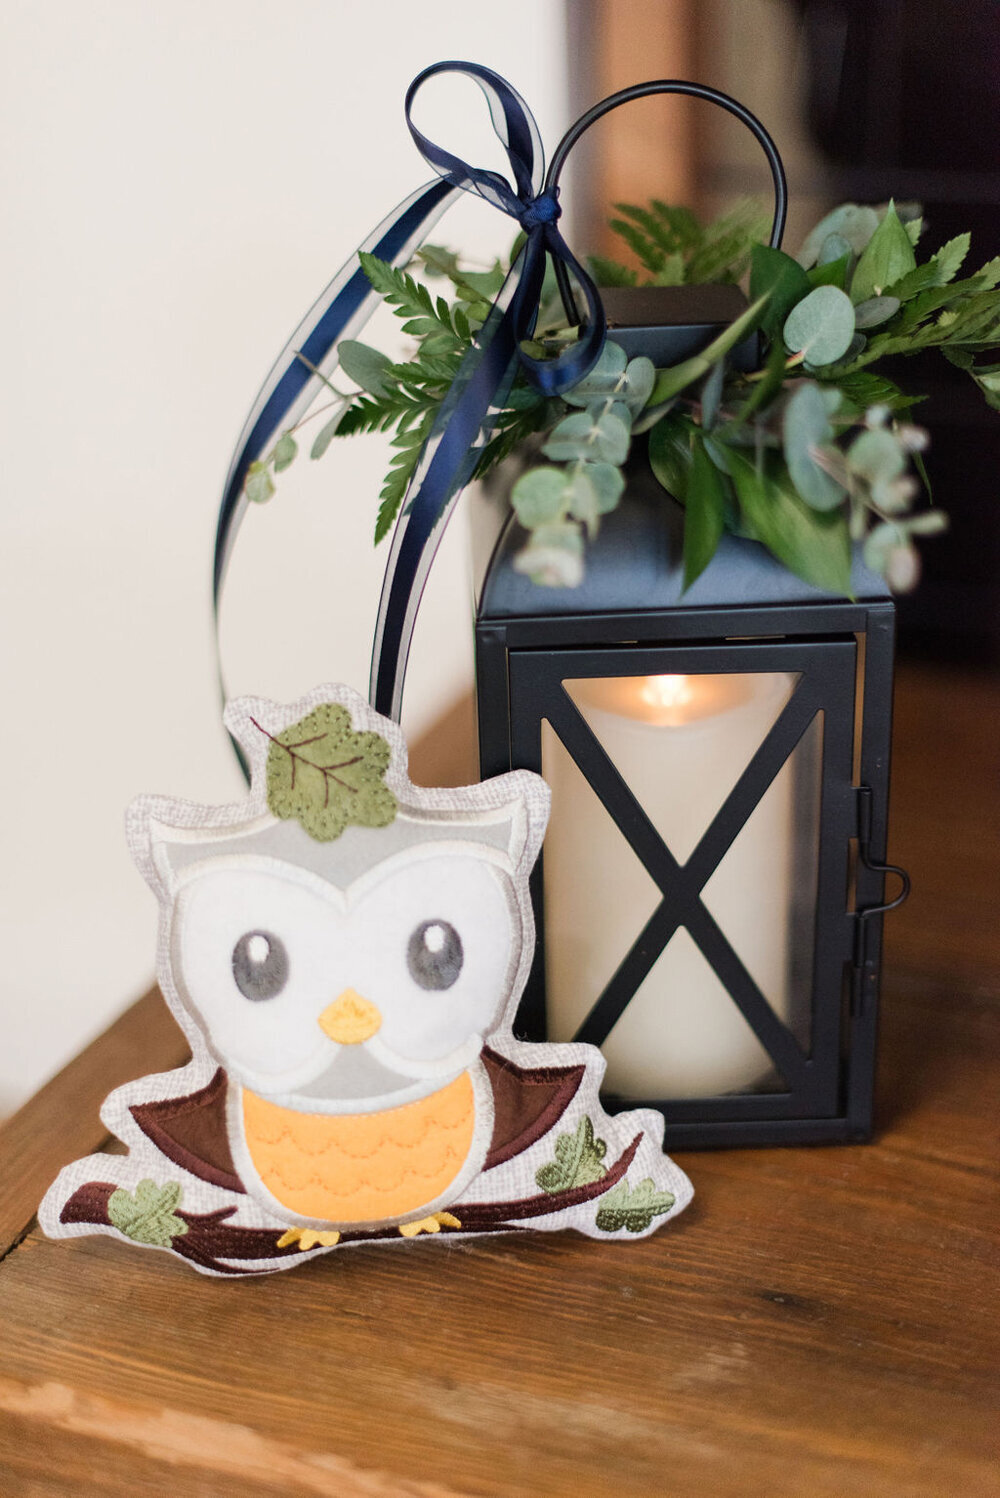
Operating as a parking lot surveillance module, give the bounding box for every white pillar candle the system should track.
[541,672,795,1098]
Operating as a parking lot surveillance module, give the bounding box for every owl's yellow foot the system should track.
[277,1227,341,1252]
[398,1212,461,1238]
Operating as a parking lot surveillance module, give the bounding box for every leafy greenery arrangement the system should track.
[246,198,1000,595]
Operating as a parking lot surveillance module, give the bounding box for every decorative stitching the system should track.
[130,1070,245,1194]
[482,1048,584,1169]
[39,682,692,1276]
[254,702,397,842]
[241,1071,476,1221]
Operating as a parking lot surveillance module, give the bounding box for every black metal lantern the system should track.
[475,452,908,1148]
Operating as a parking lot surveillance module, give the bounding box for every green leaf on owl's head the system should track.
[256,702,397,842]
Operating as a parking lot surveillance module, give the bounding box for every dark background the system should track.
[796,0,1000,662]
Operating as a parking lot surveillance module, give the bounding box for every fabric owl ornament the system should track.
[40,685,692,1275]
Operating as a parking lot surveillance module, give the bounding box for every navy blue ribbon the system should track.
[213,61,606,734]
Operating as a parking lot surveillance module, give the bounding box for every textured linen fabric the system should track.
[39,684,693,1276]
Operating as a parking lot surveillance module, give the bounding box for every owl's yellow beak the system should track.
[318,989,382,1045]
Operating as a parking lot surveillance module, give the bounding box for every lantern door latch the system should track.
[850,786,911,1017]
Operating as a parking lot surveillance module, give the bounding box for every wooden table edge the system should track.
[0,987,189,1257]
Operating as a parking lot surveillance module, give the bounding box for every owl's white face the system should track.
[169,847,518,1101]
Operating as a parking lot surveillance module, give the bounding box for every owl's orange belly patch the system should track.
[241,1071,476,1222]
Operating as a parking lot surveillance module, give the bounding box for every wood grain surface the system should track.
[0,665,997,1497]
[0,989,189,1256]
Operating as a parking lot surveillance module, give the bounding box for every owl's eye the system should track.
[232,930,289,1001]
[407,920,463,991]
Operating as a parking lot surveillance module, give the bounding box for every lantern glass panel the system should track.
[540,671,827,1101]
[540,718,662,1037]
[701,708,824,1059]
[600,927,785,1098]
[563,672,797,862]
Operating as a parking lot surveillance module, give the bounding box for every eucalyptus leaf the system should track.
[684,436,728,587]
[783,383,847,512]
[565,469,601,536]
[621,355,655,412]
[337,339,392,396]
[541,408,631,465]
[272,431,298,472]
[819,232,853,266]
[511,466,568,527]
[541,412,597,463]
[810,331,867,372]
[851,202,917,302]
[245,461,275,505]
[562,341,628,406]
[862,520,904,573]
[853,296,901,329]
[460,267,507,298]
[905,511,949,536]
[310,406,346,460]
[584,461,626,513]
[594,410,631,465]
[604,400,633,429]
[512,523,585,588]
[783,286,857,366]
[797,205,879,269]
[631,397,678,435]
[847,427,905,483]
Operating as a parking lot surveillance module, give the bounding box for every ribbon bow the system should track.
[213,61,606,731]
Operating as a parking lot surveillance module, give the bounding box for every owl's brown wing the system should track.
[481,1048,585,1170]
[129,1069,245,1193]
[127,1051,585,1190]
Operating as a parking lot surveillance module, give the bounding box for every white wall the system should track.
[0,0,567,1112]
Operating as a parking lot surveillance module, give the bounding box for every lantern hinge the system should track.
[849,786,911,1017]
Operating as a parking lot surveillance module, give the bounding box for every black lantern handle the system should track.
[544,79,788,327]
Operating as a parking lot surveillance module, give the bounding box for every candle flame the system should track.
[639,675,694,711]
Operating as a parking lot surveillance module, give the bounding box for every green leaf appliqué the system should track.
[256,702,397,842]
[535,1116,608,1193]
[107,1179,188,1247]
[595,1177,676,1234]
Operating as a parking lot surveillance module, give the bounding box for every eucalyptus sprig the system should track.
[244,195,1000,596]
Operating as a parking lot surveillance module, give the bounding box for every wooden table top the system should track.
[1,665,997,1497]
